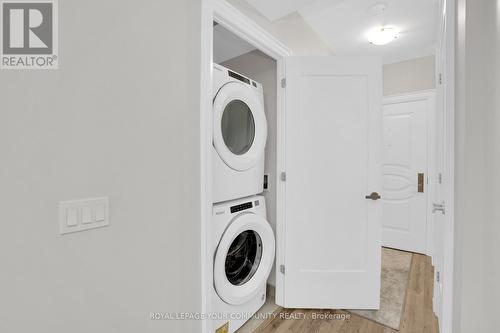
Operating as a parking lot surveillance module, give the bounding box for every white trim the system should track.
[199,1,213,333]
[275,58,287,307]
[383,90,436,101]
[382,90,437,257]
[213,0,291,59]
[441,0,455,332]
[200,1,291,331]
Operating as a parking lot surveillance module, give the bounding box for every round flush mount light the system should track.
[366,3,388,16]
[367,26,399,45]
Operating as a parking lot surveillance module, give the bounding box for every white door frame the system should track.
[199,1,455,332]
[382,90,436,256]
[438,0,455,332]
[199,1,290,332]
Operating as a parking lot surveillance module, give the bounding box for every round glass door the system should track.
[221,100,255,155]
[225,230,262,286]
[213,213,275,305]
[213,82,267,171]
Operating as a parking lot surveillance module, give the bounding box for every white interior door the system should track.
[277,56,382,309]
[382,93,434,254]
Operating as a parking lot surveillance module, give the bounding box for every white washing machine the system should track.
[211,195,275,333]
[213,63,267,203]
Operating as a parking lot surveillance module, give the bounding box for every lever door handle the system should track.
[365,192,381,200]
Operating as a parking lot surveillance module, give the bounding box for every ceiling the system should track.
[243,0,439,64]
[242,0,328,21]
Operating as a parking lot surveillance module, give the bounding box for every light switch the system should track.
[66,207,79,226]
[59,197,109,235]
[95,204,106,222]
[82,206,93,224]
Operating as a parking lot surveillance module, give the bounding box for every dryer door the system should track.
[213,82,267,171]
[214,213,275,305]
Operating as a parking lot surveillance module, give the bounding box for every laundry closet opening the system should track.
[212,21,280,332]
[207,1,447,331]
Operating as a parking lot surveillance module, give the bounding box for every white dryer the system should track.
[211,195,275,333]
[213,63,267,203]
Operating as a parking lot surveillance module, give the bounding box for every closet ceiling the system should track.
[213,24,256,63]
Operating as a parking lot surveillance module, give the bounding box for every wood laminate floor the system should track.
[255,253,439,333]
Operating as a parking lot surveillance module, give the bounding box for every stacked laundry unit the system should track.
[211,63,275,333]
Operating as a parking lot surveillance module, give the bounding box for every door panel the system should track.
[279,56,382,309]
[382,94,433,254]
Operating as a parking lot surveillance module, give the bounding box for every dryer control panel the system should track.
[230,201,253,214]
[228,70,258,88]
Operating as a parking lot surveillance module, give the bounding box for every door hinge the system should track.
[432,201,446,215]
[438,173,443,184]
[281,78,286,88]
[280,172,286,181]
[438,73,443,85]
[279,264,285,274]
[436,271,441,283]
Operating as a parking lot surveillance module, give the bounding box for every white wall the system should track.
[383,56,436,96]
[221,50,278,287]
[454,0,500,332]
[226,0,333,56]
[0,1,202,332]
[483,2,500,332]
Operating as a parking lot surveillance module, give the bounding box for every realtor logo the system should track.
[1,0,58,69]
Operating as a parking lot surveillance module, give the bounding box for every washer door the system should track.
[214,213,275,305]
[213,82,267,171]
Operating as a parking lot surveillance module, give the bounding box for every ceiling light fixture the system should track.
[367,26,399,45]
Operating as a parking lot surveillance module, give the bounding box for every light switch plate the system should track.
[81,205,93,224]
[66,207,79,226]
[95,204,106,222]
[59,197,109,234]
